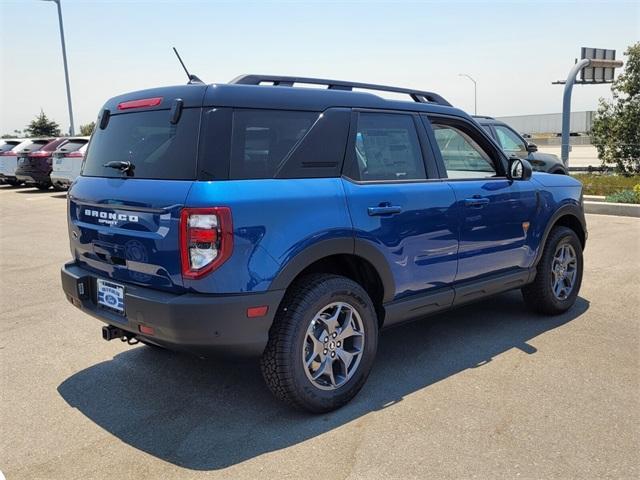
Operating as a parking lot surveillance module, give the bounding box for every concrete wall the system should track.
[495,111,594,135]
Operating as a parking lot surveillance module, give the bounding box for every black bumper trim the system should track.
[61,262,285,355]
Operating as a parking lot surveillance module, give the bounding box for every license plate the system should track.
[97,279,125,313]
[55,158,64,165]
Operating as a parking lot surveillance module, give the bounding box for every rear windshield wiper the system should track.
[103,160,135,176]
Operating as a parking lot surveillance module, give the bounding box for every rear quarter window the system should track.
[229,109,318,179]
[82,108,200,180]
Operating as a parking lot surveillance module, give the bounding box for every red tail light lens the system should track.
[117,97,163,110]
[66,151,84,158]
[180,207,233,279]
[0,151,16,156]
[29,151,50,158]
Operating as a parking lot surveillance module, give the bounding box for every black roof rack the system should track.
[229,74,452,107]
[472,115,495,120]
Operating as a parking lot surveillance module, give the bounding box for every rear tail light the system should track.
[180,207,233,279]
[29,151,50,158]
[66,151,84,158]
[1,151,16,156]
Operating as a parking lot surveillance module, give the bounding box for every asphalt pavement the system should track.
[0,184,638,480]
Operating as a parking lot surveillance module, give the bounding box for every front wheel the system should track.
[261,274,378,413]
[522,226,583,315]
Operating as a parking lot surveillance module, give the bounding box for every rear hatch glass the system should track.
[56,140,88,155]
[0,143,18,153]
[82,109,200,180]
[69,108,201,292]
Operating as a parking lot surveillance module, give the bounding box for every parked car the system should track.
[473,116,567,174]
[50,137,90,190]
[0,138,53,186]
[15,138,68,190]
[61,75,586,412]
[0,139,22,184]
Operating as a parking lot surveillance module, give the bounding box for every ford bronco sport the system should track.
[61,75,586,412]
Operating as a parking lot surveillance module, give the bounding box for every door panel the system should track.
[343,180,459,299]
[343,110,458,301]
[426,116,538,281]
[448,179,538,281]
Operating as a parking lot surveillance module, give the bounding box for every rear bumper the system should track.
[61,262,284,356]
[51,172,73,187]
[16,169,50,184]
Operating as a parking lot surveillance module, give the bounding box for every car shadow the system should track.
[58,291,589,471]
[15,188,54,194]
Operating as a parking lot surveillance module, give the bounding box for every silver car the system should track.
[51,137,90,190]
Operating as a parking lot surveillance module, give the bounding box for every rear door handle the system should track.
[367,205,402,216]
[464,197,490,208]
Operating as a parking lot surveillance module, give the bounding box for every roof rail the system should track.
[472,115,495,120]
[229,74,452,107]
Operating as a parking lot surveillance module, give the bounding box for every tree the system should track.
[592,42,640,174]
[79,121,95,136]
[24,110,61,138]
[1,129,24,139]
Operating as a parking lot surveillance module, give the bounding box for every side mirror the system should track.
[526,143,538,153]
[508,157,532,181]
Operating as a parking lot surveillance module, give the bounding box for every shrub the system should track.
[605,189,640,204]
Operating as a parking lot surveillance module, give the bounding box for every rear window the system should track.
[82,109,199,180]
[229,109,318,179]
[18,140,48,155]
[42,139,68,151]
[0,143,16,152]
[57,140,88,153]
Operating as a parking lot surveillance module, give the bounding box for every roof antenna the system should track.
[172,47,204,84]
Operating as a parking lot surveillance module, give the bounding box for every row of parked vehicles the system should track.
[0,136,89,190]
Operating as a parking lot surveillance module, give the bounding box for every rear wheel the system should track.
[36,182,51,191]
[522,226,583,315]
[261,274,378,413]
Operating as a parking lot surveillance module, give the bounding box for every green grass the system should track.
[572,174,640,196]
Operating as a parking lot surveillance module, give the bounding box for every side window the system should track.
[353,113,426,181]
[431,124,497,179]
[229,109,318,179]
[494,125,526,154]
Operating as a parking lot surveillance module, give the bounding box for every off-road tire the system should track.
[261,274,378,413]
[522,226,583,315]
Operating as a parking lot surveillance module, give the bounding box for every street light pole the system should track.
[459,73,477,115]
[42,0,75,135]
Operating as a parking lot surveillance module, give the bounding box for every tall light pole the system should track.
[458,73,477,115]
[41,0,75,135]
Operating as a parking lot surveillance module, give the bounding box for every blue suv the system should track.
[61,75,587,412]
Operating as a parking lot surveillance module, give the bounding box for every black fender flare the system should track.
[269,237,396,303]
[535,203,587,265]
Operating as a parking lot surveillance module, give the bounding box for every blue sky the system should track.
[1,0,638,134]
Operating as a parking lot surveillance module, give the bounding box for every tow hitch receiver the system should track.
[102,325,138,344]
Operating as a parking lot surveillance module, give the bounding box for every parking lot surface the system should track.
[1,184,638,480]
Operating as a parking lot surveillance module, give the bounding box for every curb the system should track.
[584,201,640,218]
[584,195,606,203]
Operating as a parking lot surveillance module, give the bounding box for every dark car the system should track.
[474,116,567,174]
[15,138,68,190]
[62,75,586,412]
